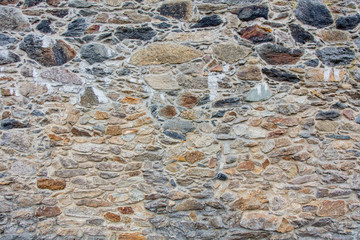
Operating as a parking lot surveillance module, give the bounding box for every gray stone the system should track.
[11,160,36,176]
[41,67,83,85]
[0,50,20,65]
[163,119,195,133]
[63,18,87,37]
[80,43,117,64]
[295,0,333,28]
[315,110,340,120]
[115,27,157,41]
[0,34,18,46]
[80,87,100,107]
[54,169,87,178]
[316,47,355,67]
[238,5,269,21]
[0,131,33,152]
[245,82,272,102]
[0,234,36,240]
[0,7,30,31]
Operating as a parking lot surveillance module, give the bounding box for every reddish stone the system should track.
[76,199,111,208]
[257,44,303,65]
[118,233,146,240]
[106,125,122,136]
[237,161,255,171]
[317,200,346,217]
[2,111,11,119]
[37,178,66,190]
[121,96,140,104]
[0,0,18,5]
[274,137,292,148]
[209,157,217,168]
[35,206,61,217]
[262,159,270,169]
[237,65,262,81]
[182,151,204,164]
[267,117,300,127]
[126,112,146,121]
[104,212,121,222]
[71,127,91,137]
[267,129,287,138]
[343,109,355,120]
[118,207,134,214]
[210,65,223,72]
[86,25,100,34]
[269,145,304,157]
[95,111,110,120]
[239,25,273,44]
[49,134,63,141]
[178,92,198,108]
[159,105,177,118]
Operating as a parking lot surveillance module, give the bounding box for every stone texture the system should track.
[289,23,314,44]
[239,25,273,44]
[35,206,62,217]
[41,67,82,85]
[115,27,157,41]
[237,65,262,81]
[257,44,303,65]
[0,34,18,46]
[0,7,30,31]
[336,14,360,30]
[144,74,180,90]
[158,1,192,20]
[0,50,20,65]
[191,15,222,28]
[37,178,66,190]
[245,82,272,102]
[80,43,117,64]
[316,47,355,67]
[238,4,268,21]
[240,212,279,231]
[212,43,251,63]
[317,200,347,217]
[262,68,300,83]
[295,0,333,28]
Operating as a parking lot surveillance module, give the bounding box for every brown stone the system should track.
[320,30,349,42]
[233,190,268,210]
[240,212,279,231]
[274,138,292,148]
[174,199,204,211]
[267,117,300,127]
[35,206,61,218]
[71,127,91,137]
[237,161,255,171]
[76,199,111,208]
[40,67,82,85]
[317,200,347,217]
[95,111,110,120]
[130,43,202,66]
[19,82,48,97]
[306,68,346,82]
[267,129,287,138]
[239,25,273,44]
[262,159,270,169]
[182,151,204,164]
[186,168,214,177]
[237,65,262,81]
[269,145,303,157]
[212,43,251,63]
[257,44,303,65]
[106,126,122,136]
[159,105,177,118]
[104,212,121,222]
[118,207,134,214]
[277,218,294,233]
[0,0,18,5]
[118,233,146,240]
[122,97,140,104]
[315,120,339,132]
[178,92,198,108]
[37,178,66,190]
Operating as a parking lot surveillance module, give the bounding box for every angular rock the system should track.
[233,190,268,210]
[257,44,303,65]
[115,27,157,41]
[158,0,192,20]
[163,119,195,133]
[289,23,314,44]
[295,0,333,28]
[163,130,186,141]
[0,34,18,46]
[238,5,268,21]
[0,50,20,65]
[336,14,360,30]
[262,68,300,83]
[178,92,198,108]
[80,87,100,107]
[144,74,180,90]
[306,68,346,82]
[0,131,33,152]
[106,125,122,136]
[118,233,146,240]
[240,212,279,231]
[0,7,30,31]
[316,47,355,67]
[118,207,134,214]
[130,43,202,66]
[37,178,66,190]
[213,97,240,108]
[191,15,222,28]
[76,199,111,208]
[317,200,346,217]
[0,119,29,130]
[212,43,251,63]
[182,151,204,164]
[20,34,75,67]
[237,65,262,81]
[23,0,42,7]
[80,43,117,64]
[239,25,273,44]
[37,20,53,34]
[159,106,177,118]
[35,206,61,217]
[269,145,303,157]
[320,30,349,42]
[11,159,36,176]
[174,199,204,211]
[237,161,255,171]
[41,67,82,85]
[245,82,272,102]
[63,18,87,37]
[315,110,340,120]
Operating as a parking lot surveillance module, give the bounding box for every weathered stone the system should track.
[174,199,204,211]
[316,47,355,67]
[144,74,180,90]
[80,87,101,107]
[95,162,124,171]
[23,0,42,7]
[118,233,146,240]
[315,120,339,132]
[245,82,272,102]
[336,14,360,30]
[0,131,33,152]
[0,34,18,46]
[80,43,117,64]
[277,218,294,233]
[158,1,192,20]
[306,68,346,82]
[115,27,157,41]
[317,200,346,217]
[104,212,121,222]
[237,161,255,171]
[63,18,87,37]
[20,34,76,67]
[11,159,36,175]
[269,145,303,157]
[295,0,333,28]
[36,19,52,34]
[54,169,86,178]
[106,125,122,136]
[0,50,20,65]
[238,4,268,21]
[182,151,204,164]
[76,199,111,208]
[212,43,251,63]
[118,207,134,214]
[343,109,355,120]
[191,15,222,28]
[187,168,215,177]
[233,190,268,210]
[213,97,240,108]
[320,30,349,42]
[0,119,29,130]
[37,178,66,190]
[130,43,202,66]
[262,68,300,83]
[163,130,186,141]
[240,212,279,231]
[41,67,82,85]
[289,23,314,44]
[35,206,61,217]
[237,65,262,81]
[178,92,198,108]
[159,106,177,118]
[257,44,303,65]
[163,119,195,133]
[239,25,273,44]
[0,7,30,31]
[315,110,340,120]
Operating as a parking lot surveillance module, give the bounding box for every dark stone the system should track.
[216,173,227,181]
[87,67,113,76]
[116,68,131,76]
[80,87,99,107]
[31,110,44,116]
[289,23,314,44]
[158,1,191,20]
[197,95,210,106]
[315,110,340,120]
[239,25,273,44]
[87,218,104,226]
[212,110,226,118]
[355,116,360,124]
[63,18,87,37]
[191,15,222,28]
[213,97,241,108]
[229,232,271,240]
[0,34,18,46]
[238,5,268,21]
[71,127,91,137]
[153,22,171,29]
[331,102,347,109]
[325,134,351,140]
[312,218,333,227]
[0,119,29,130]
[304,59,319,67]
[0,50,20,65]
[262,68,300,83]
[257,43,303,65]
[316,47,355,67]
[23,0,42,7]
[115,27,156,41]
[295,0,333,28]
[36,20,52,34]
[0,233,36,240]
[336,14,360,30]
[163,130,186,141]
[80,43,116,64]
[47,9,68,18]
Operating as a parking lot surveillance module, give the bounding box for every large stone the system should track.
[54,169,86,178]
[237,65,262,81]
[257,44,303,65]
[0,50,20,65]
[174,199,204,211]
[306,68,346,82]
[191,15,222,28]
[240,212,280,231]
[233,190,268,210]
[19,82,48,97]
[20,34,76,67]
[80,43,117,64]
[0,119,29,130]
[336,14,360,30]
[0,34,18,46]
[35,206,61,217]
[289,23,314,44]
[36,20,52,34]
[130,43,202,66]
[245,82,272,102]
[315,110,340,120]
[158,0,192,20]
[115,27,157,41]
[63,18,87,37]
[317,200,346,217]
[80,87,108,107]
[316,47,355,67]
[0,7,30,31]
[41,67,82,85]
[295,0,333,28]
[163,119,195,133]
[118,233,146,240]
[262,68,300,83]
[144,74,180,90]
[239,25,273,44]
[0,131,33,152]
[11,159,36,176]
[212,43,251,63]
[37,178,66,190]
[320,30,349,42]
[182,151,204,164]
[238,4,268,21]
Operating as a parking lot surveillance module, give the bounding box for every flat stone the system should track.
[0,34,18,46]
[315,110,340,120]
[165,31,219,42]
[20,34,76,67]
[257,44,303,65]
[0,7,30,31]
[115,27,157,41]
[306,68,346,82]
[95,162,124,171]
[262,68,300,83]
[237,161,255,171]
[174,199,204,211]
[23,0,42,7]
[356,116,360,124]
[238,4,268,21]
[76,199,111,208]
[245,82,272,102]
[163,119,195,133]
[239,25,273,44]
[36,20,52,34]
[178,92,198,108]
[159,105,177,118]
[240,212,279,231]
[237,65,262,80]
[11,159,36,176]
[316,47,355,67]
[106,125,122,136]
[104,212,121,222]
[37,178,66,190]
[80,87,100,107]
[187,168,215,177]
[54,169,86,178]
[191,15,222,28]
[233,190,268,210]
[213,97,241,108]
[0,131,33,152]
[118,207,134,214]
[295,0,333,28]
[80,43,117,64]
[35,206,61,217]
[144,74,180,90]
[315,120,339,132]
[268,145,303,157]
[317,200,346,217]
[163,130,186,141]
[118,233,146,240]
[320,30,349,42]
[0,119,29,130]
[41,67,82,85]
[158,0,192,20]
[0,50,20,65]
[130,43,202,66]
[343,109,355,120]
[212,43,251,63]
[289,23,314,44]
[182,151,204,164]
[336,14,360,30]
[63,18,87,37]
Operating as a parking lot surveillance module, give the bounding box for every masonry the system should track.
[0,0,360,239]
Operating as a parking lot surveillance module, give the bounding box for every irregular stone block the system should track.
[35,206,61,218]
[80,43,117,64]
[240,212,279,230]
[115,27,156,41]
[191,15,222,28]
[289,23,314,44]
[0,7,30,31]
[238,5,269,21]
[316,47,355,67]
[239,25,273,44]
[212,43,251,63]
[257,44,303,65]
[158,1,192,20]
[295,0,333,28]
[37,178,66,190]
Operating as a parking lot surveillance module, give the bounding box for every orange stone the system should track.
[237,161,255,171]
[104,212,121,222]
[37,178,66,190]
[317,200,347,217]
[86,25,100,34]
[182,151,204,164]
[106,126,122,136]
[178,92,198,108]
[118,233,146,240]
[95,111,110,120]
[277,218,294,233]
[48,134,63,141]
[118,207,134,214]
[122,96,141,104]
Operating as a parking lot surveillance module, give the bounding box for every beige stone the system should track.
[165,31,219,43]
[306,68,346,82]
[144,74,180,90]
[237,65,262,80]
[320,30,349,42]
[212,43,251,63]
[315,120,339,132]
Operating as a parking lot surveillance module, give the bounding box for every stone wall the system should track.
[0,0,360,239]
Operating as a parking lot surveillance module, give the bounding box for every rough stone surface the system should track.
[0,7,29,31]
[295,0,333,28]
[0,50,20,65]
[115,27,157,41]
[212,43,251,63]
[316,47,355,67]
[80,43,117,64]
[245,82,272,102]
[238,5,269,21]
[257,44,303,65]
[289,23,314,44]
